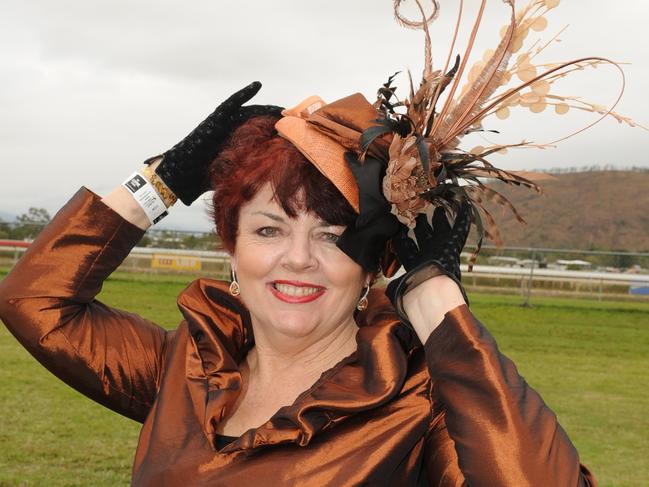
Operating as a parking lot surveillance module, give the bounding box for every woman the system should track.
[0,82,596,486]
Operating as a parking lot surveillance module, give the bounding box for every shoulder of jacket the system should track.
[176,278,251,333]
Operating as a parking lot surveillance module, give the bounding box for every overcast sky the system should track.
[1,0,647,231]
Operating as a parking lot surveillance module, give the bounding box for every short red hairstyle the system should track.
[209,116,357,252]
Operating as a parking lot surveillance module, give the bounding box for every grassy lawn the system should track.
[0,268,647,486]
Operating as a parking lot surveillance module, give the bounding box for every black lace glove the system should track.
[385,204,472,321]
[148,81,284,205]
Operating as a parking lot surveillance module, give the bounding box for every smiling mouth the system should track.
[269,281,326,303]
[273,283,321,296]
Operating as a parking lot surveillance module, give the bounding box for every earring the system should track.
[229,269,240,296]
[356,285,370,311]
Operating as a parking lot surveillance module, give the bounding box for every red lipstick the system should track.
[268,280,326,304]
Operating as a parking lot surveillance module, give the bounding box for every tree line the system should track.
[1,207,221,250]
[0,208,52,241]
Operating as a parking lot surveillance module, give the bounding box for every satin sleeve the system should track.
[0,188,171,423]
[421,305,597,487]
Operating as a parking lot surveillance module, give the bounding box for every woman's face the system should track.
[231,183,369,343]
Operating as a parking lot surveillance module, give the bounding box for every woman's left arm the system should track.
[383,205,595,485]
[404,277,596,486]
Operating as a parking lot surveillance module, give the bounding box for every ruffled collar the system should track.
[177,279,420,453]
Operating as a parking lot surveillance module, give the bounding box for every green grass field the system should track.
[1,269,648,486]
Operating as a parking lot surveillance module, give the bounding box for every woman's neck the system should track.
[244,318,359,390]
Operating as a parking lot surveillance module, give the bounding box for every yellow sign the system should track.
[151,254,202,271]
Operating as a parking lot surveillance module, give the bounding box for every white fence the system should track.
[2,241,648,300]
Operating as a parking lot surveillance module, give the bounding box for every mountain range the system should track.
[480,170,648,251]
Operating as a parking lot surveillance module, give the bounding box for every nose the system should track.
[281,232,318,272]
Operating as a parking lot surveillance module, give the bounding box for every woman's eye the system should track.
[319,232,341,243]
[257,227,280,237]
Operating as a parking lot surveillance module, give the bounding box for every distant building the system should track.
[487,256,521,267]
[555,259,592,270]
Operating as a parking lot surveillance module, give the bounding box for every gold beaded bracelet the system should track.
[141,165,178,208]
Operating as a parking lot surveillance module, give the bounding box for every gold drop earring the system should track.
[356,285,370,311]
[229,269,241,296]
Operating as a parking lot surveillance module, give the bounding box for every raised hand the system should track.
[386,204,472,320]
[150,82,283,205]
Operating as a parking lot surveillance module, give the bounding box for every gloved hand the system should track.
[148,81,283,205]
[386,203,472,321]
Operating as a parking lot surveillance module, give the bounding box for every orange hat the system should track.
[275,93,390,213]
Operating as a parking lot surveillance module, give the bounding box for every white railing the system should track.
[3,243,648,296]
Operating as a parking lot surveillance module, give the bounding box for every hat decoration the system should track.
[357,0,646,268]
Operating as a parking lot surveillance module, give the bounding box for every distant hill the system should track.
[479,171,649,251]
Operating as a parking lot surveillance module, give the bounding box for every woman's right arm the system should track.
[0,83,281,423]
[0,187,171,422]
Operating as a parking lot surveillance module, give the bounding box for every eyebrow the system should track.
[252,211,339,227]
[252,211,286,222]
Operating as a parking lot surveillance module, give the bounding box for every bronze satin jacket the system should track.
[0,189,596,486]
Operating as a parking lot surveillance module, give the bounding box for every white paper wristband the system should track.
[122,172,169,225]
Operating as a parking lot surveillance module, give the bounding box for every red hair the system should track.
[209,116,356,252]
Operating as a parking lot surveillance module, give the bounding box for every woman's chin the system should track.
[262,310,323,339]
[279,319,322,338]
